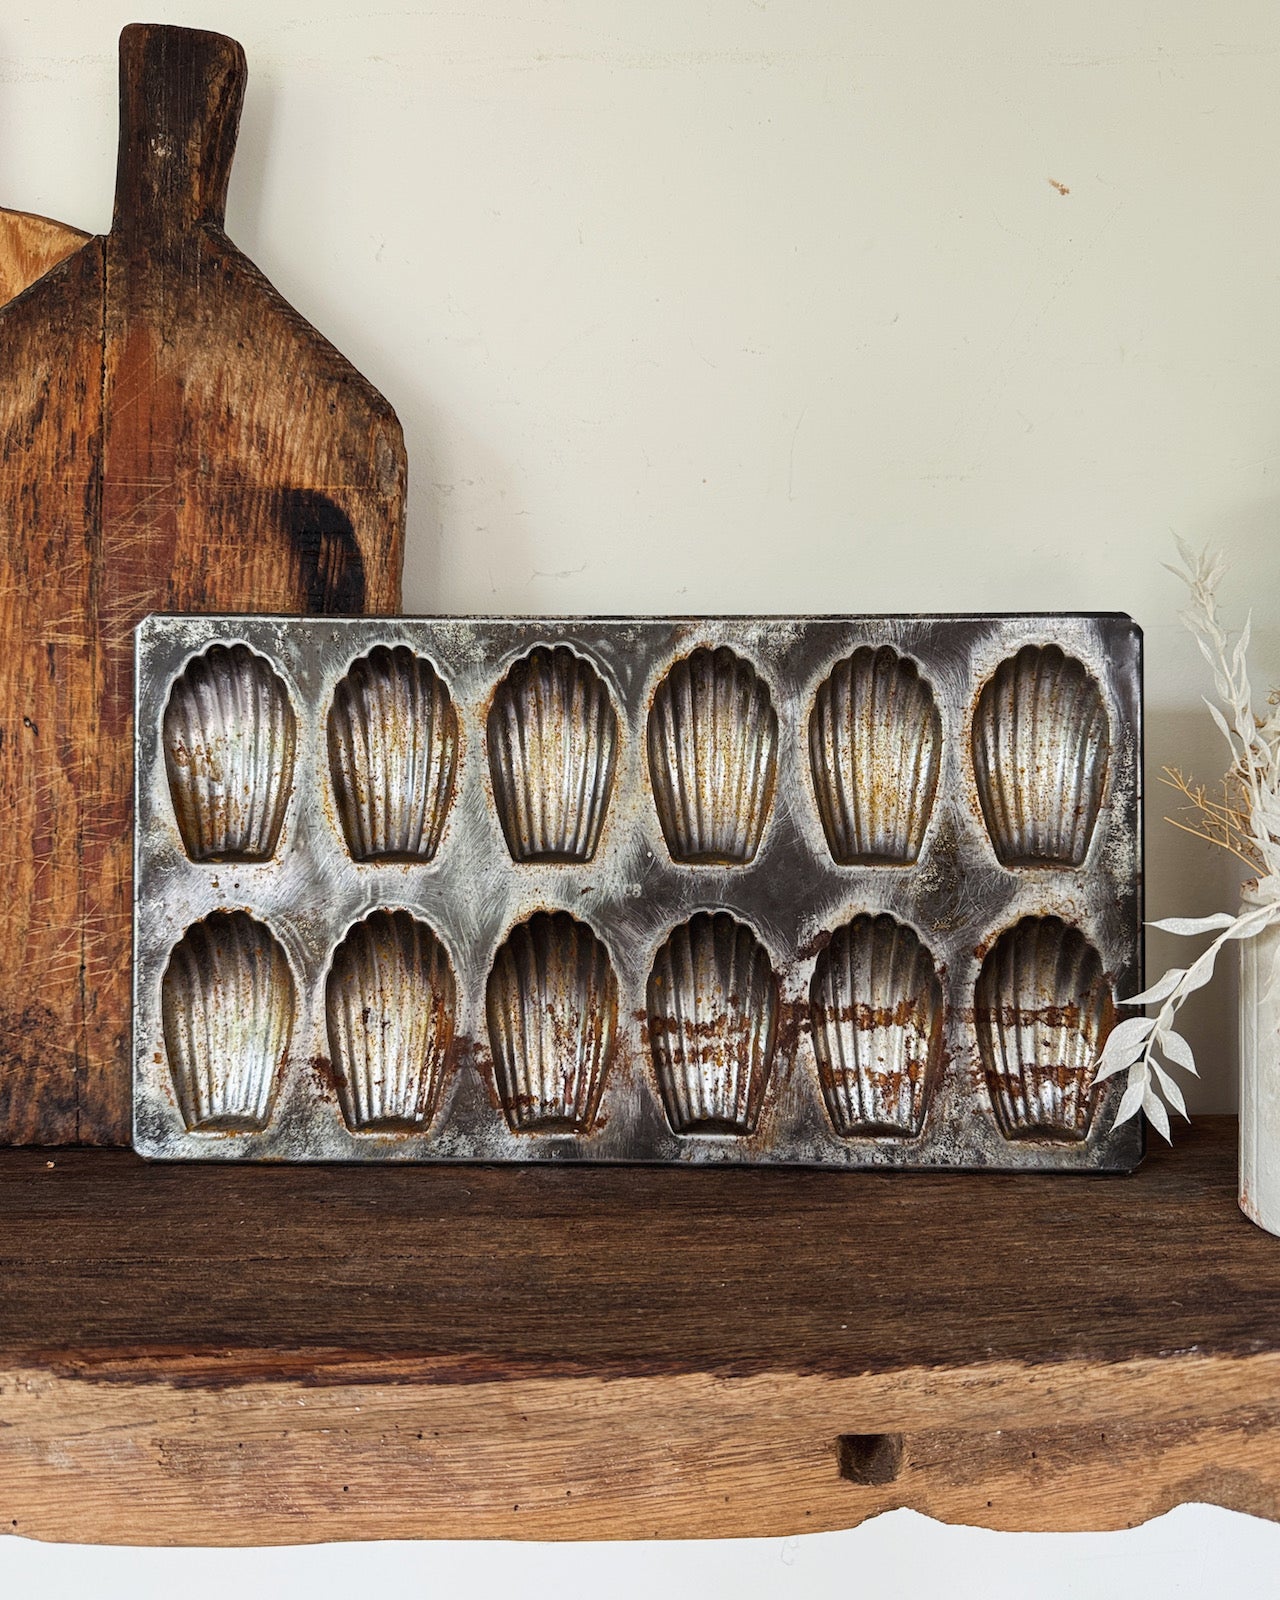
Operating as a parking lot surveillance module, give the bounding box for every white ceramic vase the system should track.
[1239,884,1280,1233]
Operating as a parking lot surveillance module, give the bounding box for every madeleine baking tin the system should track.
[133,614,1143,1169]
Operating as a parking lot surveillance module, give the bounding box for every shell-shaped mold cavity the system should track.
[809,646,942,865]
[161,911,295,1133]
[163,644,296,861]
[971,644,1110,868]
[974,916,1115,1142]
[327,645,459,862]
[647,912,779,1135]
[487,645,619,862]
[647,646,779,865]
[325,910,458,1133]
[485,912,618,1133]
[810,914,944,1138]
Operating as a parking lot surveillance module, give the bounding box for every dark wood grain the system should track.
[0,1118,1263,1376]
[2,1119,1279,1544]
[0,24,406,1147]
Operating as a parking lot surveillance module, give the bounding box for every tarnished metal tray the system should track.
[133,613,1142,1169]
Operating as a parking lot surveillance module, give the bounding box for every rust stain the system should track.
[308,1054,344,1103]
[134,615,1140,1170]
[795,927,833,962]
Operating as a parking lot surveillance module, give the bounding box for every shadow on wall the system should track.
[225,39,276,257]
[396,400,534,615]
[1197,495,1280,658]
[1144,705,1252,1114]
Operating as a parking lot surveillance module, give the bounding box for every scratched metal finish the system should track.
[133,613,1143,1169]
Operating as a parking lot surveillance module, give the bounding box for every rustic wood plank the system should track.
[0,24,406,1147]
[3,1355,1278,1544]
[0,1119,1263,1372]
[0,1119,1276,1542]
[0,208,91,307]
[0,241,106,1144]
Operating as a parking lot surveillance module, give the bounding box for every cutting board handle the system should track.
[112,23,247,237]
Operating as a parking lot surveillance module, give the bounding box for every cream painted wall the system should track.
[3,4,1280,1587]
[6,1,1277,1110]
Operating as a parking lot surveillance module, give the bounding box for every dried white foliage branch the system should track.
[1097,538,1280,1141]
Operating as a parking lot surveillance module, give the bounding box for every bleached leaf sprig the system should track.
[1101,539,1280,1140]
[1097,903,1278,1142]
[1169,536,1280,876]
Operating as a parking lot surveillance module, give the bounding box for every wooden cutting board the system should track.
[0,24,406,1146]
[0,208,91,307]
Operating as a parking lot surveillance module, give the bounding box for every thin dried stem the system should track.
[1095,540,1280,1142]
[1162,813,1262,871]
[1159,765,1264,872]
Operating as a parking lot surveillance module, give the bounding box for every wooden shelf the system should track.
[2,1116,1277,1545]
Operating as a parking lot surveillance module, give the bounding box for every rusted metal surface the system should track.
[163,644,297,862]
[133,613,1142,1169]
